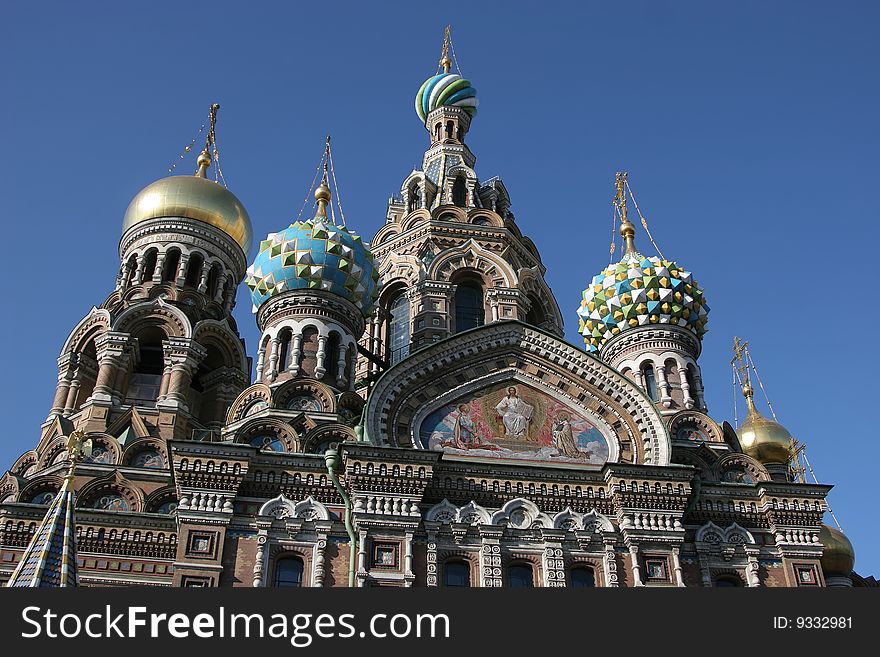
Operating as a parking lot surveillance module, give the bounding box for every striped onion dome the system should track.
[415,72,478,122]
[577,251,709,353]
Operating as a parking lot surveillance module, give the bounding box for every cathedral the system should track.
[0,32,864,589]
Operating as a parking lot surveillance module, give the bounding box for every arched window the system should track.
[388,294,410,364]
[643,363,658,401]
[408,184,423,212]
[570,566,596,588]
[443,561,471,587]
[452,176,467,207]
[525,294,544,327]
[125,326,166,407]
[163,249,181,282]
[454,283,483,333]
[141,249,158,282]
[185,252,204,288]
[274,556,304,587]
[508,563,534,588]
[714,576,742,587]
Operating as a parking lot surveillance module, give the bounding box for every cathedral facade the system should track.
[0,39,861,589]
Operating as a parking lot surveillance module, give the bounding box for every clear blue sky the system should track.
[2,1,877,575]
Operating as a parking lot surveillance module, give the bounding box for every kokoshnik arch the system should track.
[1,29,862,589]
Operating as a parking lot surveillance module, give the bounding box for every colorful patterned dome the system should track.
[577,252,709,352]
[245,219,379,316]
[415,72,478,122]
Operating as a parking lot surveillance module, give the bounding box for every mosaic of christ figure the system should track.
[494,386,533,438]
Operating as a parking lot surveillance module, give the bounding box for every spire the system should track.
[195,103,220,178]
[314,136,332,221]
[731,336,760,417]
[439,25,452,73]
[615,171,638,255]
[6,431,86,587]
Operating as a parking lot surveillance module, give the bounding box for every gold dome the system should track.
[819,524,855,576]
[122,169,252,253]
[736,387,793,465]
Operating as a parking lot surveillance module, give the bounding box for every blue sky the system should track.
[1,1,877,575]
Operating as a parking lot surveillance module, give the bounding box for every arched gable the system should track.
[365,321,670,466]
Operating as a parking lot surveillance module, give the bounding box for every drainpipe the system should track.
[325,447,357,587]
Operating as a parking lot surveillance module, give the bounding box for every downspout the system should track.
[325,446,357,588]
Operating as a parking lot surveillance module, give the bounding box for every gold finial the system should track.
[615,171,637,254]
[314,135,332,219]
[195,103,220,178]
[731,336,759,414]
[61,430,88,491]
[439,25,452,73]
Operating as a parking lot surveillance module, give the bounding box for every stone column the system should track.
[50,353,76,416]
[255,343,266,382]
[403,532,414,587]
[745,546,761,587]
[133,254,146,284]
[175,253,191,286]
[691,372,706,410]
[197,261,211,293]
[288,333,303,375]
[677,365,694,409]
[671,546,685,587]
[315,335,328,378]
[158,338,207,412]
[336,343,348,389]
[632,368,644,388]
[266,337,280,382]
[312,536,328,588]
[425,529,439,587]
[629,545,643,586]
[214,271,228,303]
[356,530,368,587]
[92,332,136,403]
[603,539,619,587]
[157,362,173,401]
[253,531,269,587]
[152,251,167,283]
[655,362,673,408]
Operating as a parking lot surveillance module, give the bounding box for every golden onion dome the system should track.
[736,385,793,465]
[819,524,855,576]
[121,151,252,253]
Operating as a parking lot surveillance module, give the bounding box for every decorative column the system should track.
[253,529,269,587]
[403,532,415,587]
[630,369,644,392]
[336,343,348,389]
[288,333,303,375]
[92,332,134,403]
[158,338,206,411]
[315,335,328,378]
[369,315,382,375]
[157,361,173,401]
[133,254,146,284]
[223,282,236,314]
[356,530,368,587]
[655,362,673,408]
[152,251,167,283]
[175,253,191,286]
[426,529,439,587]
[312,537,328,588]
[50,353,76,416]
[266,337,280,382]
[603,539,619,587]
[629,545,644,586]
[255,343,266,382]
[677,365,694,409]
[214,271,228,303]
[671,547,685,587]
[542,539,566,587]
[197,261,211,293]
[478,528,503,588]
[745,546,761,587]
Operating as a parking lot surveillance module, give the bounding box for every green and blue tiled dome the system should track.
[245,218,380,317]
[415,72,478,122]
[577,252,709,353]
